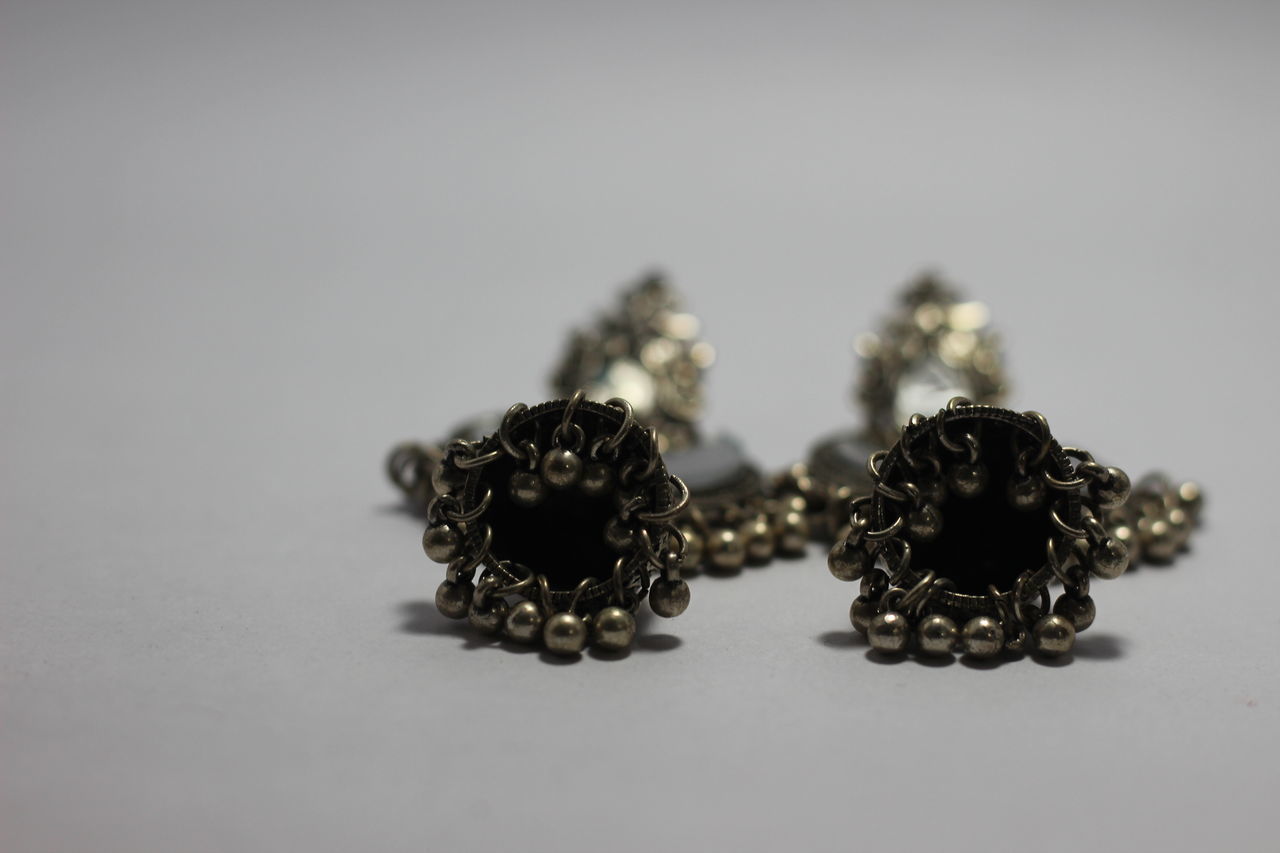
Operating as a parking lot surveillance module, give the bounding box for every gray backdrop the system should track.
[2,2,1276,851]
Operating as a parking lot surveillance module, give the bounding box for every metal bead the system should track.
[579,462,615,498]
[504,600,545,643]
[1053,593,1095,632]
[540,448,583,490]
[917,614,959,656]
[907,505,942,541]
[960,616,1004,659]
[649,578,690,617]
[742,515,776,563]
[849,595,877,634]
[1031,614,1076,657]
[509,471,547,507]
[592,606,637,652]
[828,540,868,582]
[1088,537,1130,580]
[1139,517,1180,562]
[867,610,911,654]
[542,612,588,655]
[1008,475,1046,511]
[1108,515,1142,565]
[430,462,463,497]
[1092,466,1132,509]
[706,527,747,572]
[468,597,509,634]
[603,516,635,552]
[422,523,462,564]
[434,579,474,619]
[919,477,948,506]
[679,524,704,569]
[773,509,809,555]
[948,463,988,498]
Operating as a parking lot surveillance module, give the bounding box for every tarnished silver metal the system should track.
[780,273,1008,542]
[419,393,689,655]
[550,272,715,453]
[830,401,1134,662]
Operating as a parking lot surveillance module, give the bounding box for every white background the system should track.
[2,2,1276,851]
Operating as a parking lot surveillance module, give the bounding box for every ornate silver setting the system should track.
[550,273,715,453]
[828,400,1134,661]
[424,391,690,655]
[784,273,1007,542]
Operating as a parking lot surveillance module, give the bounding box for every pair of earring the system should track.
[388,272,1202,660]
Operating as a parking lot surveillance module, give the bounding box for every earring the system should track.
[390,272,806,575]
[424,391,690,655]
[780,273,1007,542]
[827,399,1202,661]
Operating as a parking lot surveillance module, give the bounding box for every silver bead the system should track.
[1052,593,1095,632]
[919,478,948,506]
[849,595,876,634]
[1088,537,1130,579]
[1008,475,1046,511]
[828,540,868,582]
[907,505,942,541]
[504,600,545,643]
[773,509,809,556]
[649,578,690,617]
[678,524,704,570]
[867,610,911,654]
[917,614,959,656]
[422,523,462,564]
[1108,514,1142,565]
[1031,614,1075,657]
[742,515,776,564]
[509,471,547,507]
[430,462,463,497]
[1092,466,1131,509]
[949,463,988,498]
[540,448,583,490]
[706,527,747,572]
[434,579,474,619]
[468,597,509,634]
[960,616,1004,658]
[592,606,637,652]
[579,462,615,498]
[603,516,635,552]
[543,612,588,655]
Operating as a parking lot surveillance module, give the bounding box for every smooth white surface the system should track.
[2,2,1276,851]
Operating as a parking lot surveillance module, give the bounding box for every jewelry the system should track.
[827,400,1199,661]
[780,273,1007,541]
[424,391,690,655]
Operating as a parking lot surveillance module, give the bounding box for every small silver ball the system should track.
[828,540,868,582]
[422,524,462,563]
[742,515,776,564]
[430,462,463,497]
[504,600,544,643]
[1089,537,1130,579]
[960,616,1004,659]
[592,606,637,652]
[1092,466,1132,509]
[1053,593,1095,632]
[867,610,911,654]
[541,448,584,490]
[907,505,942,541]
[543,612,588,655]
[1008,476,1046,511]
[468,597,509,634]
[649,578,690,618]
[1031,614,1076,658]
[678,525,704,570]
[949,463,989,498]
[917,614,959,656]
[509,471,547,507]
[706,527,747,572]
[773,510,809,555]
[434,579,474,619]
[920,478,948,506]
[603,516,635,552]
[1139,516,1181,562]
[579,462,615,498]
[849,595,877,634]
